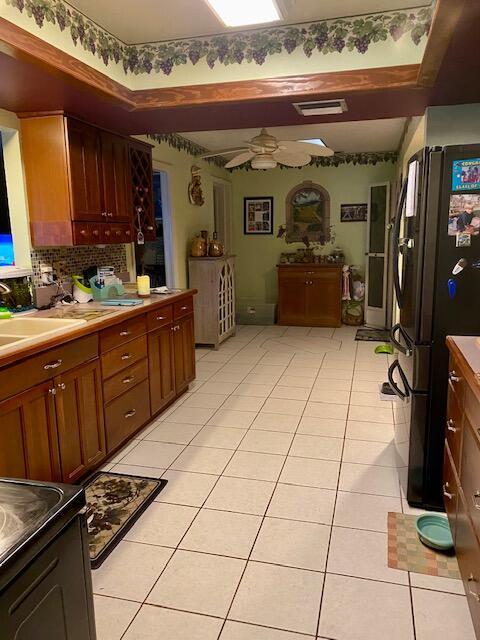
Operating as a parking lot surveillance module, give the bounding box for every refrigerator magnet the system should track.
[456,232,471,247]
[449,194,480,237]
[448,278,457,299]
[452,158,480,191]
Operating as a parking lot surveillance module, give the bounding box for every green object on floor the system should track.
[416,514,454,552]
[374,344,394,354]
[0,307,12,319]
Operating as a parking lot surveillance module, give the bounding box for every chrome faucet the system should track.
[0,281,12,295]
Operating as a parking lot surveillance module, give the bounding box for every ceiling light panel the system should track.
[205,0,281,27]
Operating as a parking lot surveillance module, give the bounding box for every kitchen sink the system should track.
[0,336,22,346]
[0,318,85,336]
[0,317,87,354]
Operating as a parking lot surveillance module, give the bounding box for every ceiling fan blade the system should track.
[224,151,255,168]
[273,151,311,167]
[198,147,250,159]
[278,141,334,157]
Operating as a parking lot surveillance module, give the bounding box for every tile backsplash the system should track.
[30,245,128,287]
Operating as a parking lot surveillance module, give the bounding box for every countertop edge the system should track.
[0,289,197,369]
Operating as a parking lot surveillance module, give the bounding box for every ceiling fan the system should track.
[198,128,334,169]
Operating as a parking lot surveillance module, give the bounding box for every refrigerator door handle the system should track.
[392,178,408,309]
[388,360,410,400]
[390,323,413,357]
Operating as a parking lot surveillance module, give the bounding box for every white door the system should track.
[365,182,390,327]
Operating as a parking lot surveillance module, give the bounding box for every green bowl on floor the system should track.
[416,514,454,551]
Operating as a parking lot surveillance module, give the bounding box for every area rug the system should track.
[84,472,167,569]
[387,512,461,579]
[355,328,390,342]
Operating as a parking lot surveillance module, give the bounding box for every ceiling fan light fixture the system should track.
[205,0,281,27]
[251,153,277,170]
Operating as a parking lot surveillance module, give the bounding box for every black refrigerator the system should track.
[388,144,480,510]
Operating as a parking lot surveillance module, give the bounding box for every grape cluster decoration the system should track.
[6,0,432,76]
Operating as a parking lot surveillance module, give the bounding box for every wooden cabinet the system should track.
[68,119,104,223]
[105,379,151,453]
[444,338,480,637]
[55,359,106,483]
[277,264,342,327]
[149,324,176,415]
[20,113,153,246]
[174,314,196,393]
[189,256,235,348]
[130,139,156,242]
[0,381,59,482]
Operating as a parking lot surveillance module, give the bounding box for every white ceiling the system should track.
[68,0,429,44]
[181,118,407,154]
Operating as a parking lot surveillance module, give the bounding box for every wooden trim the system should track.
[0,18,420,111]
[133,65,421,109]
[417,0,467,88]
[0,17,135,108]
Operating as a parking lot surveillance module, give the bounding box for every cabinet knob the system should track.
[181,306,188,311]
[124,409,136,418]
[107,212,113,218]
[119,330,131,337]
[44,359,63,370]
[93,229,99,236]
[48,387,57,395]
[472,492,480,511]
[80,230,87,236]
[125,230,131,236]
[101,212,107,218]
[122,376,134,384]
[105,230,111,236]
[156,316,165,321]
[121,353,132,361]
[57,382,66,390]
[446,419,457,433]
[147,226,154,231]
[443,482,454,500]
[449,371,461,383]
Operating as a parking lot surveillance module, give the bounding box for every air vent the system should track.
[293,99,347,116]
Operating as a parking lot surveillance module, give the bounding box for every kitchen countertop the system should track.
[0,288,196,369]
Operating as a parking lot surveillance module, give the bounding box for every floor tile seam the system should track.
[217,345,316,636]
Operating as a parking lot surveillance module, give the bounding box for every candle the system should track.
[137,275,151,297]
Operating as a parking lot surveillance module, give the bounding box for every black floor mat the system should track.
[355,328,390,342]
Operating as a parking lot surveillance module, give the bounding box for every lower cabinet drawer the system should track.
[456,488,480,637]
[443,442,459,541]
[461,418,480,533]
[103,358,148,404]
[174,297,194,320]
[105,379,151,453]
[101,335,147,380]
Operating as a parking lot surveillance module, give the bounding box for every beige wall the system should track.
[425,104,480,146]
[230,161,396,322]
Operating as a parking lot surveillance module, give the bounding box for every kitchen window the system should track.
[0,137,14,267]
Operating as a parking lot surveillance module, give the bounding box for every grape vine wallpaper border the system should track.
[5,0,432,76]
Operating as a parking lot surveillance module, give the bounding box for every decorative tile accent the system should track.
[30,244,128,287]
[6,0,432,75]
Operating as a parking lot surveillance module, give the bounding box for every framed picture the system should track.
[448,193,480,236]
[285,181,330,243]
[244,197,273,234]
[340,203,367,222]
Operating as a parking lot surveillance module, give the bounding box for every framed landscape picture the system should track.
[340,203,368,222]
[244,197,274,234]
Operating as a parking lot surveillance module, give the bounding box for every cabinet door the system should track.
[67,119,104,222]
[0,381,60,481]
[101,132,131,223]
[174,315,196,393]
[55,359,106,483]
[149,324,176,415]
[130,141,156,241]
[306,272,342,327]
[278,273,307,325]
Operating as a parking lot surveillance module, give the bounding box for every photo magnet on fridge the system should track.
[456,232,471,247]
[448,194,480,236]
[452,158,480,191]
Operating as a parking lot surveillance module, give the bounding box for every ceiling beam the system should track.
[417,0,467,88]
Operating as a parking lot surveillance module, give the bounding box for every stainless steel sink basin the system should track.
[0,336,22,346]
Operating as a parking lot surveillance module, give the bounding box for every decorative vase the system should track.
[208,232,224,257]
[191,234,207,257]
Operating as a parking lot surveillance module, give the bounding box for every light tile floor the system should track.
[93,324,475,640]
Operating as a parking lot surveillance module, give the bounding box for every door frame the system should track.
[365,181,391,328]
[157,167,175,289]
[212,178,232,254]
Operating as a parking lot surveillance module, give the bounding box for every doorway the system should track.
[213,180,232,253]
[365,181,391,327]
[134,168,174,288]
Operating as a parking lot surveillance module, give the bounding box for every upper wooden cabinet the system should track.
[20,114,152,246]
